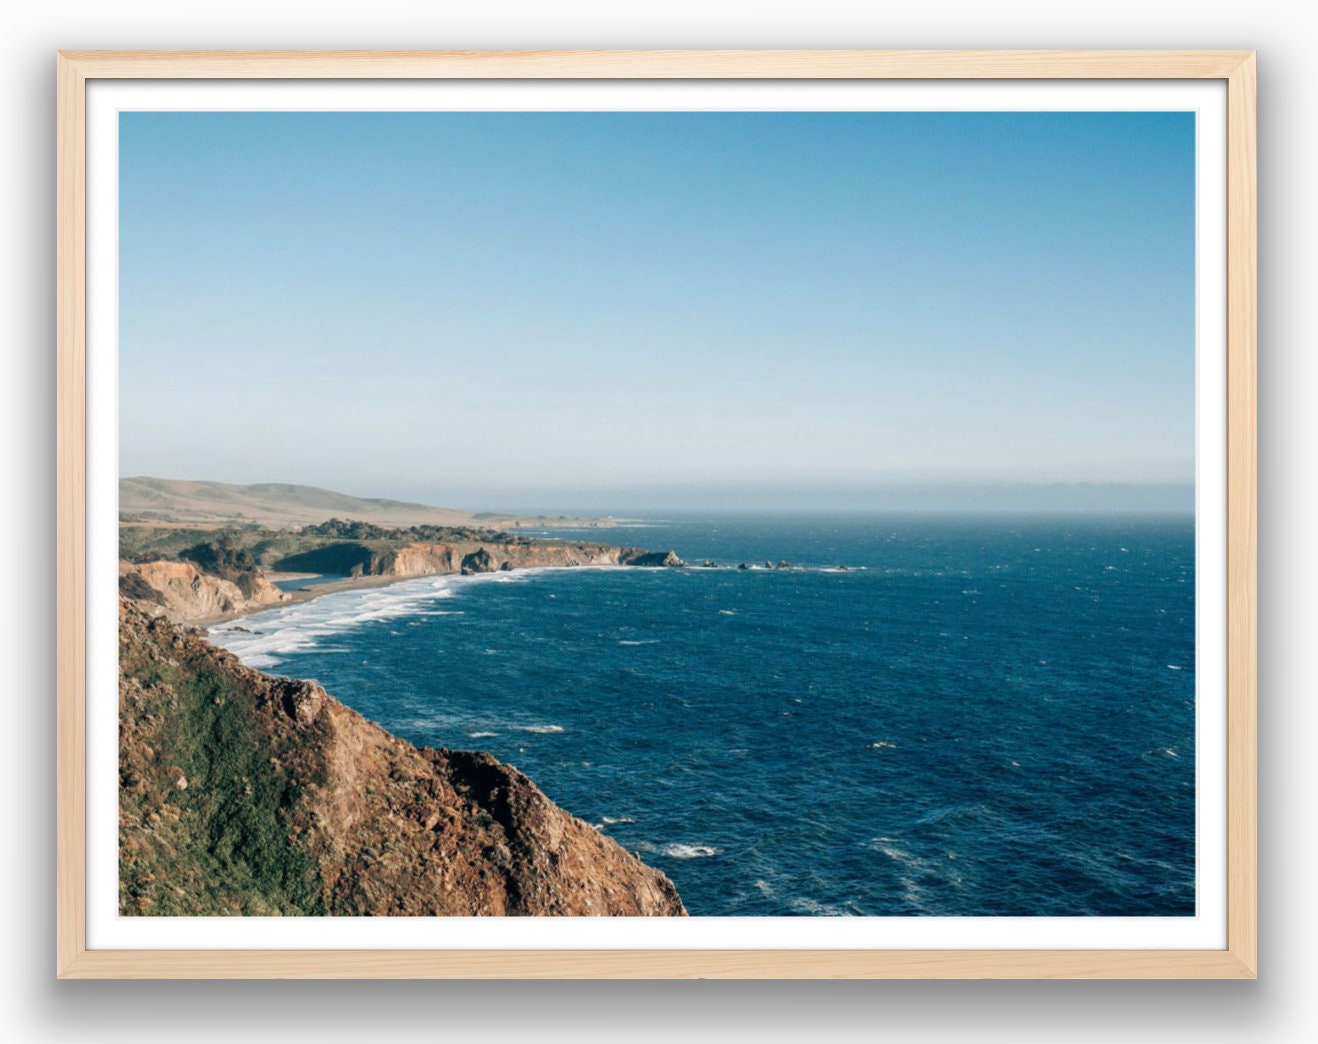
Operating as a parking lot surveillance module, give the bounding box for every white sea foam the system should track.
[868,840,912,864]
[209,567,603,669]
[601,816,636,825]
[660,843,718,859]
[788,896,849,917]
[468,731,497,738]
[618,639,660,646]
[210,574,466,667]
[718,609,737,616]
[520,724,565,734]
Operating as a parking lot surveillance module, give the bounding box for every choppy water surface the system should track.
[212,514,1195,916]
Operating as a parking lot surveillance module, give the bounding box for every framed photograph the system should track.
[56,50,1257,979]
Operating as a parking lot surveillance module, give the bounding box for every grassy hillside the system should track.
[119,607,329,915]
[119,476,607,530]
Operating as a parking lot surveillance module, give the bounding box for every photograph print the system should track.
[115,107,1198,920]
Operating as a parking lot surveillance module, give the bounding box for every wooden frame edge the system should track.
[55,48,1254,80]
[56,50,88,981]
[55,49,1258,981]
[59,948,1258,980]
[1225,50,1258,979]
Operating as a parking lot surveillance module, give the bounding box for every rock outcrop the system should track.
[384,543,460,576]
[621,550,686,568]
[118,600,685,917]
[118,559,289,624]
[460,547,497,575]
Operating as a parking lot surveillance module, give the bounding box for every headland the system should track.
[117,478,688,917]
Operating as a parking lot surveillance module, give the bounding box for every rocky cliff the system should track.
[118,600,685,917]
[119,559,290,624]
[275,536,678,579]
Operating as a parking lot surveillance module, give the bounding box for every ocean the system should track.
[211,514,1196,917]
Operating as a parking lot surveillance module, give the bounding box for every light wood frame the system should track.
[56,49,1257,979]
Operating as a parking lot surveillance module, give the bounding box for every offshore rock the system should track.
[621,550,687,568]
[460,547,497,575]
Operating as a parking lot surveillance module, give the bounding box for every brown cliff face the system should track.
[118,600,685,917]
[119,559,290,624]
[381,543,460,576]
[316,538,679,579]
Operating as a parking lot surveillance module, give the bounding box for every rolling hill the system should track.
[118,477,599,530]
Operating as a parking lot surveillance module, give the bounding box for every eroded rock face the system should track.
[117,600,686,918]
[118,560,290,623]
[382,544,459,576]
[279,537,687,583]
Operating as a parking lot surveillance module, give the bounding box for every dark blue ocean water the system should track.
[213,514,1196,916]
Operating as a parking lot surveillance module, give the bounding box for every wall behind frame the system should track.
[2,1,1308,1041]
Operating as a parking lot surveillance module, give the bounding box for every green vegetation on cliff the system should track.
[120,611,329,915]
[119,519,517,569]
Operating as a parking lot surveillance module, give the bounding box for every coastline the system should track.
[118,527,695,916]
[193,561,646,631]
[194,569,477,630]
[123,513,1199,919]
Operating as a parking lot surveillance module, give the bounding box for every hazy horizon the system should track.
[415,482,1197,517]
[120,111,1196,505]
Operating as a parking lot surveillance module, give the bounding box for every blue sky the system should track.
[119,111,1195,512]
